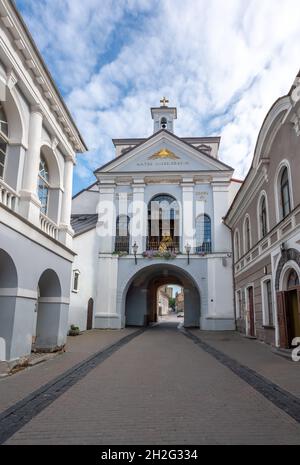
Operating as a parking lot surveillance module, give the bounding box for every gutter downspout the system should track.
[223,217,237,331]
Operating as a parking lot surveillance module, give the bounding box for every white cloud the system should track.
[17,0,300,188]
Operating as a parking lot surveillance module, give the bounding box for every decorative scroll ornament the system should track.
[148,148,180,160]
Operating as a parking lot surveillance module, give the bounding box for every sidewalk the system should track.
[189,329,300,398]
[0,328,136,413]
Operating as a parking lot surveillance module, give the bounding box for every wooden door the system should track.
[248,287,255,337]
[276,291,289,348]
[86,298,94,330]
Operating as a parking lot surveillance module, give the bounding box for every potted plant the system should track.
[69,324,80,336]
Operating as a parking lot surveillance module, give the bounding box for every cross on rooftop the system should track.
[160,96,169,107]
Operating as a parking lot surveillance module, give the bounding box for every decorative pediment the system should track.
[95,131,232,175]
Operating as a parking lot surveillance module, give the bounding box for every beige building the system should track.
[225,71,300,350]
[175,290,184,312]
[157,286,170,316]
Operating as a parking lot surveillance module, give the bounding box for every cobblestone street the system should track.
[1,322,300,445]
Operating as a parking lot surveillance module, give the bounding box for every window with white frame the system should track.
[244,215,251,253]
[72,270,80,292]
[280,166,291,219]
[262,278,274,327]
[259,195,268,238]
[234,230,240,261]
[0,103,8,179]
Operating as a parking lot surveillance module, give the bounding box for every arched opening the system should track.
[157,284,184,323]
[258,194,268,239]
[234,229,240,262]
[38,156,50,215]
[0,249,18,361]
[37,145,62,223]
[86,298,94,330]
[280,167,291,219]
[147,194,180,252]
[275,162,293,222]
[195,214,212,253]
[276,263,300,348]
[33,269,63,352]
[160,117,167,129]
[0,103,8,180]
[124,264,200,328]
[243,215,251,253]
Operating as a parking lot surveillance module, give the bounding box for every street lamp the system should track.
[132,242,138,265]
[185,243,191,265]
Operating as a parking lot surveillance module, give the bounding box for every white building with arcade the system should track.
[0,0,86,366]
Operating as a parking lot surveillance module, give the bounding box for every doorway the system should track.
[87,298,94,330]
[285,290,300,345]
[277,268,300,348]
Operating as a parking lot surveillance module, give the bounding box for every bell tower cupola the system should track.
[151,97,177,134]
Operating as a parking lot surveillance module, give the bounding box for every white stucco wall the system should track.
[69,228,98,330]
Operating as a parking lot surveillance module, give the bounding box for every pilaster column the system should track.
[130,180,146,254]
[97,183,116,253]
[19,105,43,225]
[181,179,195,253]
[212,181,231,252]
[59,155,75,248]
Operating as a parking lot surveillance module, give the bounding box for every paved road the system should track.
[4,322,300,445]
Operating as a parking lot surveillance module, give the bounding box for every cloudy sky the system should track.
[16,0,300,194]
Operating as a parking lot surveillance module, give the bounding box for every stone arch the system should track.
[253,96,290,169]
[275,248,300,291]
[34,269,64,351]
[0,249,18,361]
[1,87,26,190]
[122,263,201,328]
[40,143,62,189]
[3,87,24,144]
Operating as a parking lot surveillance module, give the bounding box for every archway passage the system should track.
[156,284,184,324]
[125,264,200,328]
[0,249,18,361]
[33,269,63,352]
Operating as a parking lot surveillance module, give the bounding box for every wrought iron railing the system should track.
[196,242,212,254]
[114,236,130,253]
[146,237,180,252]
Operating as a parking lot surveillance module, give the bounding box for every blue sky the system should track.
[16,0,300,194]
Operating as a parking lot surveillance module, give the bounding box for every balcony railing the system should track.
[114,236,130,253]
[0,178,19,212]
[196,242,212,254]
[40,212,59,240]
[146,237,180,252]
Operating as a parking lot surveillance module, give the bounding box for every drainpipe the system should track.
[223,217,237,331]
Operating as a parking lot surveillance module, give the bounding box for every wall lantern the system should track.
[185,243,191,265]
[132,242,138,265]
